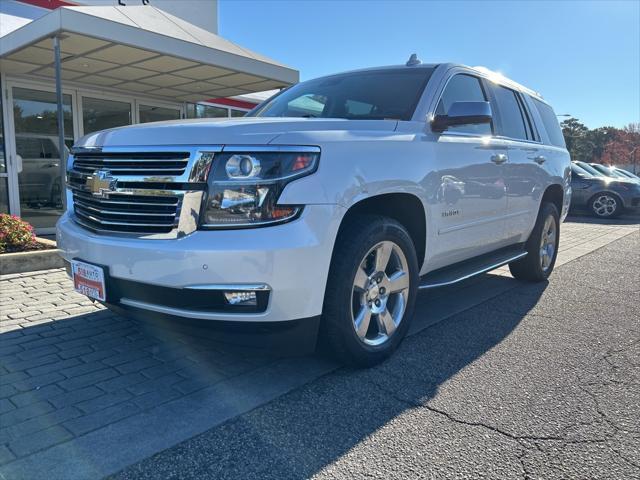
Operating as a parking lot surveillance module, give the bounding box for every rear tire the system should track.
[321,215,419,367]
[509,202,560,282]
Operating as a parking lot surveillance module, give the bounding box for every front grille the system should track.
[72,151,190,176]
[67,148,207,236]
[71,189,180,234]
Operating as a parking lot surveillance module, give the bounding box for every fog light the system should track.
[224,291,257,306]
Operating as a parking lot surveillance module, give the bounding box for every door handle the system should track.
[533,155,546,164]
[490,154,508,164]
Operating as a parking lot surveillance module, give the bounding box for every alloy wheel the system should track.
[539,214,557,272]
[351,241,410,346]
[592,194,617,217]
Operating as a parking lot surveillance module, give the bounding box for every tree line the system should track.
[561,119,640,173]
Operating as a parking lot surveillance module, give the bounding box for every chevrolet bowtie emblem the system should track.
[86,170,117,198]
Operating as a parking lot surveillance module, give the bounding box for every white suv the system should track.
[57,59,571,366]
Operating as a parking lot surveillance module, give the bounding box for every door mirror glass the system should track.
[432,101,492,132]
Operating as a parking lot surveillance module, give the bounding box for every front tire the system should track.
[509,202,560,282]
[321,215,419,367]
[589,193,621,218]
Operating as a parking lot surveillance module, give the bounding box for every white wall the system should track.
[73,0,218,34]
[0,1,48,37]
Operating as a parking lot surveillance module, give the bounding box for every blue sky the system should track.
[219,0,639,129]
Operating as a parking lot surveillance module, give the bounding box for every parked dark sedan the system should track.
[570,163,640,218]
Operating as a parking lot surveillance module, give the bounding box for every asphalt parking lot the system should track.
[1,216,638,479]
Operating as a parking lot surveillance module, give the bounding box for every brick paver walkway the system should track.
[0,217,637,479]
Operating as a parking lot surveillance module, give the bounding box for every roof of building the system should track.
[0,5,298,103]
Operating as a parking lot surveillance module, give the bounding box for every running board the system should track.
[419,246,527,289]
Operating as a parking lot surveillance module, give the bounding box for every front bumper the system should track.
[56,204,344,323]
[612,189,640,210]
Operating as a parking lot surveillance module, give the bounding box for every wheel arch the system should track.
[541,183,564,215]
[336,193,427,269]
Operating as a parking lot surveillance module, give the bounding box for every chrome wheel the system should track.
[539,214,557,272]
[351,241,410,346]
[592,194,617,217]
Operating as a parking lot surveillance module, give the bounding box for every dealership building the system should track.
[0,0,297,233]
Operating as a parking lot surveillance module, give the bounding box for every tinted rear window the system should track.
[249,68,434,121]
[532,98,565,147]
[493,85,529,140]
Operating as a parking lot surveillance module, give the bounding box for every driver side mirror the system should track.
[431,101,492,133]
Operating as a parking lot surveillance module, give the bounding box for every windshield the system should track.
[590,164,623,178]
[571,164,593,178]
[576,162,605,177]
[248,68,435,121]
[615,168,639,180]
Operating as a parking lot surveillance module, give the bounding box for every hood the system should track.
[588,177,640,189]
[76,117,399,148]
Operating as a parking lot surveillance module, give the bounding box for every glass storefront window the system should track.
[13,87,74,228]
[0,179,8,214]
[82,97,131,134]
[186,103,228,118]
[139,104,181,124]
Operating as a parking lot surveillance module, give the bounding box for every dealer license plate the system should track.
[71,260,106,302]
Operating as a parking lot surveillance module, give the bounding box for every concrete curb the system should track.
[0,238,64,275]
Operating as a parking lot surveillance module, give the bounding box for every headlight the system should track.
[200,147,319,229]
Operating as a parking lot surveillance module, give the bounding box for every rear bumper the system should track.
[56,204,345,323]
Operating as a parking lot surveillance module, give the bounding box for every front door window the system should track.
[12,87,74,229]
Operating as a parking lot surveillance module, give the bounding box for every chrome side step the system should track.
[419,246,527,289]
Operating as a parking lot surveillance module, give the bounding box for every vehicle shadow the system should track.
[106,275,548,479]
[566,211,640,226]
[1,273,546,479]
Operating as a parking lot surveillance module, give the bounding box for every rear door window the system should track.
[492,85,529,140]
[531,98,566,147]
[435,74,492,136]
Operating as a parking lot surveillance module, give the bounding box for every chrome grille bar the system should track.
[73,202,177,217]
[71,191,179,208]
[72,152,190,176]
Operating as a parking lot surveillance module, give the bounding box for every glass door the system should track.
[11,87,75,230]
[0,79,9,214]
